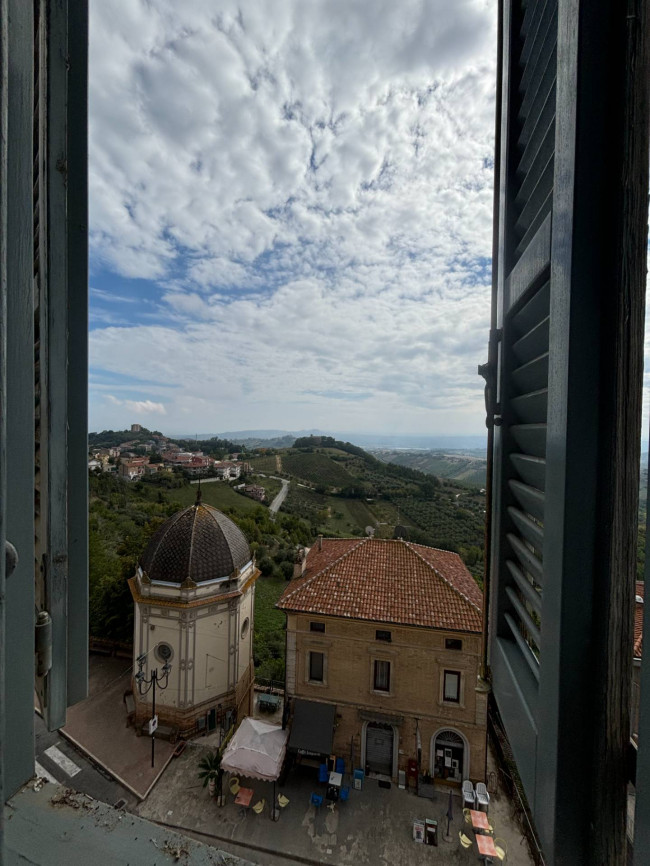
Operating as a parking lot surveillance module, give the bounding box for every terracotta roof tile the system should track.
[635,581,644,659]
[278,538,483,633]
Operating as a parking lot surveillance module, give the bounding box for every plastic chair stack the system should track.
[462,779,476,808]
[339,786,350,802]
[476,781,490,812]
[318,763,328,783]
[310,792,323,809]
[252,798,265,815]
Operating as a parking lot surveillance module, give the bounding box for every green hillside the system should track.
[373,449,487,488]
[280,451,355,488]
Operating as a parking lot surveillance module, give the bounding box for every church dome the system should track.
[139,497,251,585]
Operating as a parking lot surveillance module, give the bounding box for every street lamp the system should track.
[135,652,172,768]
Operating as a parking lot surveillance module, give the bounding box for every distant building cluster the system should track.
[88,429,250,481]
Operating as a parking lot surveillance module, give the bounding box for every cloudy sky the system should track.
[89,0,500,437]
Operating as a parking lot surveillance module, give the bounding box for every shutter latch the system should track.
[5,540,18,577]
[35,610,53,677]
[478,328,503,429]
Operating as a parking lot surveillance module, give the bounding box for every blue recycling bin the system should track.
[353,769,364,790]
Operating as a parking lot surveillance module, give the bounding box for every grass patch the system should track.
[254,573,287,682]
[170,482,263,513]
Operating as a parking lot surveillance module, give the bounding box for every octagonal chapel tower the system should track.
[129,490,259,735]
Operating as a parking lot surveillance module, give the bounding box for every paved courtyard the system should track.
[62,655,175,799]
[138,741,535,866]
[59,657,535,865]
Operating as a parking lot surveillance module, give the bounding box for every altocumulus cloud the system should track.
[89,0,498,435]
[107,395,167,416]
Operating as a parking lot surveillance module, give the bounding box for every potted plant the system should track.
[198,751,224,802]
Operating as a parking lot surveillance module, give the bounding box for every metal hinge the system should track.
[35,610,53,677]
[478,328,503,429]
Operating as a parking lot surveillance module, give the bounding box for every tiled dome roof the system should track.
[139,500,251,584]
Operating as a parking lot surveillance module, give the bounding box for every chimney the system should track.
[318,535,323,551]
[293,546,310,580]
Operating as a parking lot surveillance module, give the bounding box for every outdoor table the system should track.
[235,787,254,808]
[470,809,491,833]
[327,770,342,801]
[259,693,281,713]
[476,833,498,860]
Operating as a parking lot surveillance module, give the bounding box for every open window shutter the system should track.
[1,0,88,822]
[489,2,648,864]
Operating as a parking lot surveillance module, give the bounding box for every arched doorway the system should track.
[364,721,395,777]
[431,728,467,783]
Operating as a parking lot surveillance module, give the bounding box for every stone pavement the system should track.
[62,655,175,799]
[6,782,255,866]
[138,744,536,866]
[61,656,535,865]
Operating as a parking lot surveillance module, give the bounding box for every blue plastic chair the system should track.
[318,763,328,783]
[339,786,350,802]
[335,758,345,774]
[310,792,323,809]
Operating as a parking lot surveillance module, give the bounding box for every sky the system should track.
[88,0,502,437]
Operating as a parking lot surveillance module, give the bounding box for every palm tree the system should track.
[198,750,223,800]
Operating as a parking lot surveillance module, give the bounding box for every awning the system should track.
[288,699,336,756]
[221,717,289,782]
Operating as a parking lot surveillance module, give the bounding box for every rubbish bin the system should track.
[353,768,364,790]
[425,819,438,846]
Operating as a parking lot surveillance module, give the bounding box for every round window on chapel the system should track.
[241,617,250,639]
[155,642,173,663]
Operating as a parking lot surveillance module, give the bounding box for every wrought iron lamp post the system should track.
[135,653,171,768]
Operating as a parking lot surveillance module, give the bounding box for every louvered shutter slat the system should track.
[508,478,545,521]
[511,352,548,393]
[506,560,544,610]
[511,423,547,458]
[504,613,541,680]
[509,454,546,489]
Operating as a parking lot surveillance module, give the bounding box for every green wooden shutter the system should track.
[1,1,88,831]
[489,1,648,864]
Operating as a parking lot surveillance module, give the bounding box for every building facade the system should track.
[278,538,487,783]
[129,493,259,735]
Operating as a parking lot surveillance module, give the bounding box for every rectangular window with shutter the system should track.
[373,659,390,692]
[443,670,460,703]
[309,651,324,682]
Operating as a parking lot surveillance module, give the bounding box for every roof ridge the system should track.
[279,537,369,604]
[405,541,482,615]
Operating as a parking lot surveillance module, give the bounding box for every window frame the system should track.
[373,658,391,692]
[443,670,461,704]
[308,650,325,683]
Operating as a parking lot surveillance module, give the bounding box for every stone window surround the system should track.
[440,669,464,707]
[369,646,396,697]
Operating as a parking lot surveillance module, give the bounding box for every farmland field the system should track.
[281,452,355,487]
[170,481,263,513]
[248,455,278,473]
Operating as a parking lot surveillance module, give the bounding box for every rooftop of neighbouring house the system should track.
[635,581,644,659]
[277,537,483,633]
